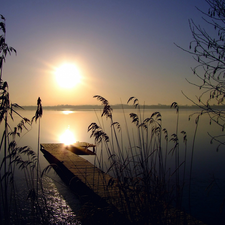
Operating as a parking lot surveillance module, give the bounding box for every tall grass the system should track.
[0,15,49,223]
[88,95,198,224]
[0,15,81,224]
[0,84,50,224]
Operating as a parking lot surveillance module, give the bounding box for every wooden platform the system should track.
[40,143,206,225]
[40,143,119,205]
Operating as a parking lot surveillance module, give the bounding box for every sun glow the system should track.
[62,111,74,115]
[55,63,81,88]
[59,127,76,145]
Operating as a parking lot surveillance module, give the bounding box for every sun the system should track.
[55,63,81,88]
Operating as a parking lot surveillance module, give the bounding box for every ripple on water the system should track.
[10,175,82,224]
[42,176,82,224]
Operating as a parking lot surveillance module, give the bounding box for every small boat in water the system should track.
[66,142,96,155]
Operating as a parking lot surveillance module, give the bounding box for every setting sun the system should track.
[55,63,81,89]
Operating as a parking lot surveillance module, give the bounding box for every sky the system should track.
[1,0,210,106]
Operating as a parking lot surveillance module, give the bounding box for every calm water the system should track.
[2,108,225,224]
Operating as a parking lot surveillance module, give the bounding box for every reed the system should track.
[0,15,49,223]
[88,95,198,224]
[0,15,79,224]
[0,84,51,223]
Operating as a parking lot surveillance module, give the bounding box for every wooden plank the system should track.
[40,143,117,201]
[41,143,206,225]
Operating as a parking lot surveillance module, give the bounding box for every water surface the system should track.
[2,108,225,224]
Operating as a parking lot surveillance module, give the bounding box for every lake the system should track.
[1,107,225,224]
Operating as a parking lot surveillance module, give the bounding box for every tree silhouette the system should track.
[177,0,225,148]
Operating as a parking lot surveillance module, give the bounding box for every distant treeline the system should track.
[18,104,225,111]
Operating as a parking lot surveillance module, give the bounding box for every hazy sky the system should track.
[1,0,209,106]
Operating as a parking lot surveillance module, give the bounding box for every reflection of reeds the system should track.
[88,95,198,224]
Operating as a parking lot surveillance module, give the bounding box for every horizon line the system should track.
[18,104,205,109]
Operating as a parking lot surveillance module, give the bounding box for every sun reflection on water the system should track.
[59,126,76,145]
[62,111,74,115]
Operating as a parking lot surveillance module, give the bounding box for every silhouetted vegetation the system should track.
[177,0,225,149]
[87,95,202,224]
[2,1,225,223]
[0,15,80,225]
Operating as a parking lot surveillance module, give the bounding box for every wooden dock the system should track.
[40,143,206,225]
[40,143,121,208]
[40,143,131,224]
